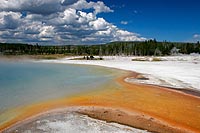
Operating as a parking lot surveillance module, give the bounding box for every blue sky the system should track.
[0,0,199,44]
[99,0,200,42]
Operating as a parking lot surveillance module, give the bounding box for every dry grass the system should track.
[132,57,163,62]
[0,54,67,60]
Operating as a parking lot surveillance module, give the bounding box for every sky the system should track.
[0,0,199,45]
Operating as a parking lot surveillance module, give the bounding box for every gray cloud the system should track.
[0,11,21,30]
[0,0,146,45]
[61,0,78,6]
[0,0,111,15]
[0,0,63,15]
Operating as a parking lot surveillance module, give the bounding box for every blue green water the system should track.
[0,61,117,112]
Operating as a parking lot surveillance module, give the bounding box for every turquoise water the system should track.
[0,61,116,112]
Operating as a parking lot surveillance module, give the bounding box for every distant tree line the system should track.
[0,40,200,56]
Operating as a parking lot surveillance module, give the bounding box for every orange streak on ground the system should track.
[115,75,200,132]
[1,72,200,132]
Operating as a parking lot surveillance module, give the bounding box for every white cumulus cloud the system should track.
[120,21,128,25]
[0,0,146,44]
[70,0,113,15]
[193,34,200,39]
